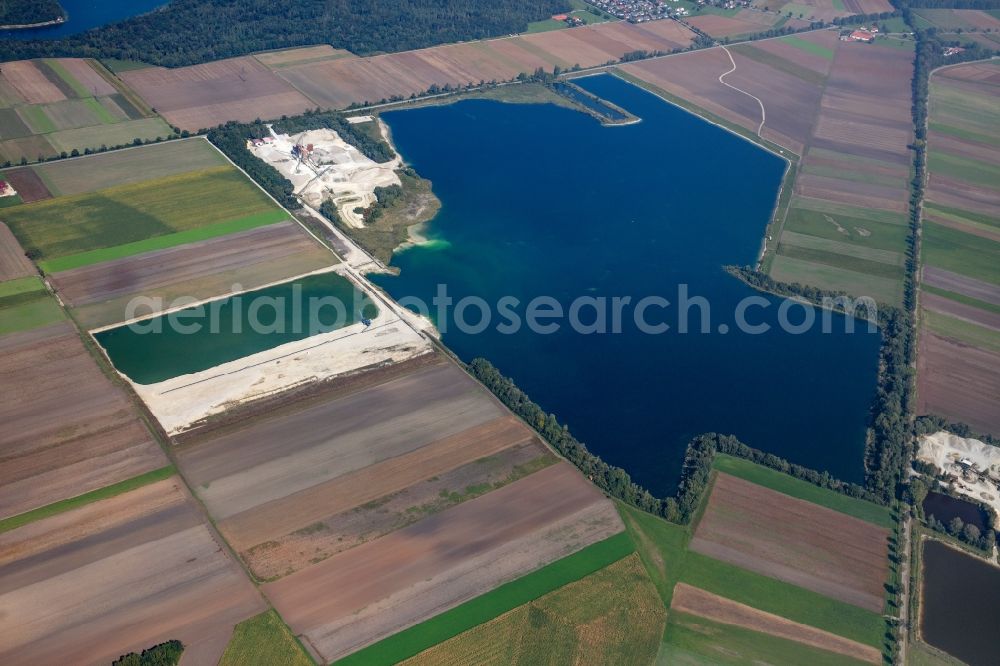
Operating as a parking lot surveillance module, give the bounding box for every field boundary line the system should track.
[719,45,765,137]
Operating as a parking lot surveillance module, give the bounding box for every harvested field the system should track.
[0,58,163,162]
[1,60,64,105]
[0,321,167,518]
[922,266,1000,307]
[218,415,536,551]
[254,45,357,68]
[243,440,557,581]
[401,554,665,666]
[687,14,777,39]
[0,222,33,281]
[690,473,890,612]
[0,165,50,202]
[0,477,264,664]
[917,331,1000,435]
[265,462,623,662]
[263,21,693,111]
[671,583,881,664]
[917,60,1000,434]
[119,56,315,132]
[49,220,335,329]
[31,138,225,196]
[177,363,504,520]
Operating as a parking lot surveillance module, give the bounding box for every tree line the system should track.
[112,640,183,666]
[0,0,570,66]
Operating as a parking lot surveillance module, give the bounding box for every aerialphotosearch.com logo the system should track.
[121,283,879,337]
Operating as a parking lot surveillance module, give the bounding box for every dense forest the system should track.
[0,0,63,26]
[0,0,570,66]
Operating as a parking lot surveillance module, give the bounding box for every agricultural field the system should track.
[751,0,893,22]
[0,305,168,518]
[0,223,33,281]
[623,32,914,303]
[118,56,319,132]
[917,59,1000,435]
[174,358,623,662]
[218,610,313,666]
[0,476,264,664]
[129,21,694,121]
[0,58,171,164]
[687,9,809,40]
[399,554,665,665]
[617,453,891,663]
[691,472,890,612]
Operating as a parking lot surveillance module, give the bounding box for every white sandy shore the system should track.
[126,272,433,435]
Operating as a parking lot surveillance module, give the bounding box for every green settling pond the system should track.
[95,271,377,384]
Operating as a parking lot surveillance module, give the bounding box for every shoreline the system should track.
[0,16,65,31]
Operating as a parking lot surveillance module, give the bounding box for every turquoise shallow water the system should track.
[96,271,377,385]
[374,74,881,495]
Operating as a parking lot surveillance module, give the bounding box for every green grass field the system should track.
[777,243,905,280]
[401,554,664,665]
[783,205,910,253]
[923,308,1000,354]
[33,138,225,196]
[617,499,886,648]
[42,208,289,273]
[218,610,315,666]
[770,253,902,304]
[661,612,870,665]
[4,166,282,263]
[928,152,1000,189]
[335,532,635,666]
[780,231,904,266]
[681,551,885,647]
[0,466,175,533]
[921,221,1000,285]
[783,35,835,60]
[525,0,607,33]
[712,455,893,527]
[921,284,1000,316]
[0,278,65,334]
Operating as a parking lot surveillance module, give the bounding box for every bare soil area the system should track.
[244,441,556,581]
[177,362,501,519]
[0,321,167,518]
[917,331,1000,435]
[218,415,536,551]
[119,56,314,131]
[671,583,881,663]
[691,473,890,612]
[0,222,34,281]
[1,60,64,104]
[0,477,263,664]
[0,166,51,203]
[922,266,1000,307]
[265,462,623,662]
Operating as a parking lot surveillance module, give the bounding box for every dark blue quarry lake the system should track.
[375,74,881,495]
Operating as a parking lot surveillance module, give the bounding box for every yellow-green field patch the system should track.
[4,166,281,262]
[400,554,664,666]
[219,610,314,666]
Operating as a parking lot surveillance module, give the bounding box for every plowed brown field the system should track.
[917,331,1000,435]
[691,473,889,612]
[50,220,334,329]
[265,462,623,662]
[0,321,167,518]
[119,56,315,132]
[0,478,264,664]
[0,222,33,281]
